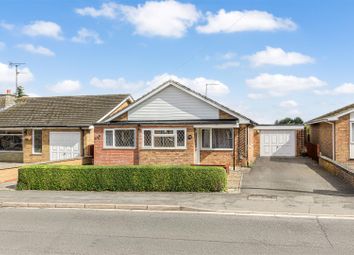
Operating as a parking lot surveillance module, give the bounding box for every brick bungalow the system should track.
[94,80,304,168]
[307,103,354,163]
[0,93,132,163]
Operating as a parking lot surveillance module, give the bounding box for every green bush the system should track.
[17,165,227,192]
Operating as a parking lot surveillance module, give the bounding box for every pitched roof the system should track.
[307,103,354,124]
[104,80,257,125]
[0,94,130,128]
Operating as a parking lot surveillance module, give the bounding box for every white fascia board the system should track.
[97,96,134,123]
[255,125,304,130]
[328,109,354,121]
[104,81,251,124]
[194,123,240,128]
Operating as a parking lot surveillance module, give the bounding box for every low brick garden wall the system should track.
[319,155,354,187]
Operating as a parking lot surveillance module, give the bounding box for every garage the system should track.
[49,132,81,161]
[255,126,304,157]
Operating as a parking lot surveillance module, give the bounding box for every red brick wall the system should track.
[139,126,195,165]
[253,130,260,158]
[335,114,350,162]
[309,123,333,159]
[94,126,139,165]
[296,129,305,156]
[94,125,252,167]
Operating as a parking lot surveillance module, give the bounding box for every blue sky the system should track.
[0,0,353,123]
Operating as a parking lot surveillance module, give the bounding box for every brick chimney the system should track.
[0,89,16,110]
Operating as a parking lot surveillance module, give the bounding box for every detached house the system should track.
[0,93,133,163]
[94,80,304,168]
[307,103,354,163]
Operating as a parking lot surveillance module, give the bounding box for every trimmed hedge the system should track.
[17,165,227,192]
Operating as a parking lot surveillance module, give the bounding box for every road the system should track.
[0,209,353,255]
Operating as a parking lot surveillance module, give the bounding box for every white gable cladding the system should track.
[351,112,354,121]
[128,85,219,120]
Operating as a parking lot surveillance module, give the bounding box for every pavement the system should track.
[0,208,354,254]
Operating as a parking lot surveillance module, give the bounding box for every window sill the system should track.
[201,148,233,152]
[31,153,42,156]
[141,147,187,150]
[103,147,136,150]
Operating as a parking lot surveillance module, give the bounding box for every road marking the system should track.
[4,206,354,220]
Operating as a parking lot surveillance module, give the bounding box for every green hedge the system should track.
[17,165,227,192]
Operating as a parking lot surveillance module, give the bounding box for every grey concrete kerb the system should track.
[0,201,209,212]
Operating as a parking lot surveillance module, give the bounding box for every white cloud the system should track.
[22,21,63,39]
[314,83,354,95]
[48,80,81,93]
[247,73,325,96]
[145,73,230,97]
[215,61,240,69]
[120,0,200,38]
[333,83,354,94]
[0,41,5,50]
[0,21,14,30]
[90,77,144,91]
[247,46,314,66]
[17,44,55,56]
[75,2,119,19]
[280,100,298,108]
[0,62,34,91]
[247,93,266,100]
[91,73,230,98]
[72,28,103,44]
[196,10,296,34]
[222,51,236,60]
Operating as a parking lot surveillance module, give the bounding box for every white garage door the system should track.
[260,130,296,157]
[50,132,81,161]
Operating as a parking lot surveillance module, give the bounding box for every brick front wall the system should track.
[139,126,195,165]
[296,129,305,156]
[94,125,252,167]
[335,114,350,162]
[253,130,260,158]
[94,125,138,165]
[309,123,333,159]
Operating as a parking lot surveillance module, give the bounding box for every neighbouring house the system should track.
[94,80,304,168]
[0,93,133,163]
[307,103,354,163]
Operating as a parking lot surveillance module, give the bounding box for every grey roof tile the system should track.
[0,94,129,128]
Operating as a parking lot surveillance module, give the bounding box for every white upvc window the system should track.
[0,130,23,152]
[201,128,233,150]
[104,128,136,149]
[32,129,42,154]
[351,122,354,143]
[142,128,186,149]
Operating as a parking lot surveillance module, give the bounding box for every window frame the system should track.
[103,128,136,149]
[142,128,187,150]
[32,129,43,155]
[350,122,354,143]
[0,130,23,153]
[201,128,234,151]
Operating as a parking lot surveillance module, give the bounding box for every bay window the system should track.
[202,128,233,150]
[104,129,136,149]
[143,128,186,149]
[0,130,23,152]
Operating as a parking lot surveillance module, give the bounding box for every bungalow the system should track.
[0,93,133,163]
[307,103,354,163]
[94,80,304,168]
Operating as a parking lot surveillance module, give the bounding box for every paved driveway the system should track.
[242,157,354,196]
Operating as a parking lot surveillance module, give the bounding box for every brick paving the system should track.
[0,168,18,184]
[227,168,249,193]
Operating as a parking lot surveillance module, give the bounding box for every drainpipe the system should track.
[324,121,335,160]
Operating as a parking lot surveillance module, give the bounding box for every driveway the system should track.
[242,157,354,196]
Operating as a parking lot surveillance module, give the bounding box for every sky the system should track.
[0,0,353,123]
